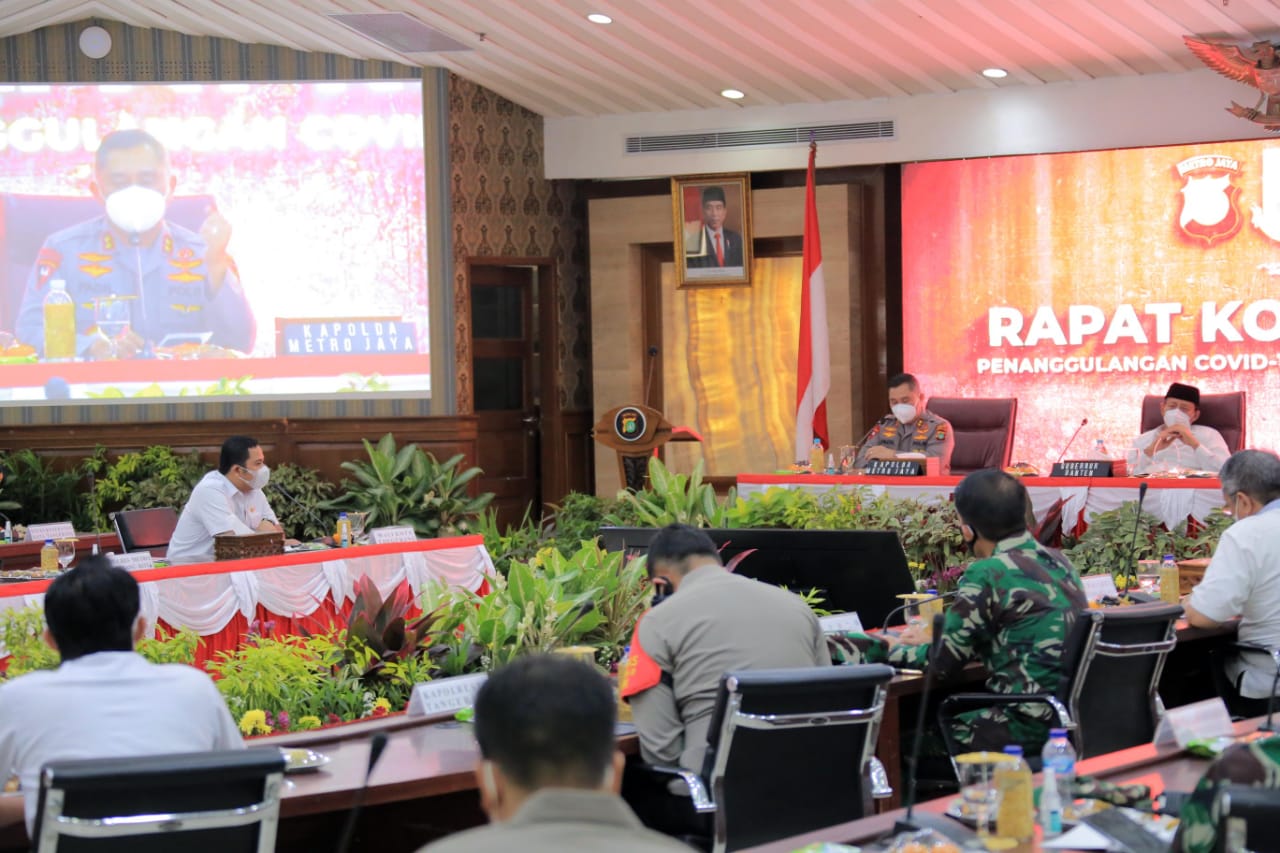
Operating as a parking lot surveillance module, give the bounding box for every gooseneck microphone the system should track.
[335,731,389,853]
[1055,417,1089,464]
[895,612,947,833]
[270,482,328,540]
[1120,481,1150,599]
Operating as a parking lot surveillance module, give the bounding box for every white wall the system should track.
[545,68,1270,179]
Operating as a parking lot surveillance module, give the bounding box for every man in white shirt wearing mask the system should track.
[853,372,954,474]
[1129,382,1230,475]
[166,435,286,564]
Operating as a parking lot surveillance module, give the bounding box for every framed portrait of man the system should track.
[671,173,753,287]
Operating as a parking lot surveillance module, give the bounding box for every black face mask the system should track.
[961,530,976,555]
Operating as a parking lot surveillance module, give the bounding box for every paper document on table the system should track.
[1081,573,1119,601]
[819,612,863,634]
[1042,824,1117,850]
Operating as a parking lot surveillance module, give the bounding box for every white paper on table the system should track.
[819,612,864,634]
[1042,824,1120,850]
[1081,573,1119,601]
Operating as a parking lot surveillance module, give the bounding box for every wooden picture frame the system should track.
[671,173,753,287]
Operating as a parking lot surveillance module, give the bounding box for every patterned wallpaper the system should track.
[447,73,591,414]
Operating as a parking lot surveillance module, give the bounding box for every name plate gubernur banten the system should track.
[1050,460,1113,478]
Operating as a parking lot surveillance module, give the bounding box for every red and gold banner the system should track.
[903,140,1280,467]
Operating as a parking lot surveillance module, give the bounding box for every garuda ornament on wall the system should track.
[1185,36,1280,130]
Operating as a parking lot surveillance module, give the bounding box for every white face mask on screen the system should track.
[891,403,917,424]
[104,185,167,234]
[1163,408,1192,429]
[241,464,269,491]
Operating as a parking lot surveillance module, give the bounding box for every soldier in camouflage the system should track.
[1172,734,1280,853]
[835,468,1087,751]
[853,372,954,474]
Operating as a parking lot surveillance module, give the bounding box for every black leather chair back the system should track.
[111,507,179,555]
[702,664,894,853]
[1215,784,1280,853]
[34,748,285,853]
[1140,392,1246,452]
[925,397,1018,474]
[1068,603,1181,759]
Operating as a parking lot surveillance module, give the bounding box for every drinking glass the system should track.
[54,538,76,571]
[957,752,1007,843]
[347,511,368,544]
[94,295,131,358]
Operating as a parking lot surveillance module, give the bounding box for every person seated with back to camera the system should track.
[831,469,1087,754]
[0,558,243,835]
[415,653,690,852]
[1129,382,1230,475]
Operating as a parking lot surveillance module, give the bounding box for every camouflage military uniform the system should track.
[837,532,1086,751]
[15,216,254,357]
[1172,735,1280,853]
[853,412,955,474]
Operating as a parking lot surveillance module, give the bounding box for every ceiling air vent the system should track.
[328,13,471,53]
[625,120,894,154]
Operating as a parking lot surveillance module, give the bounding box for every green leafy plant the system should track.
[477,507,548,576]
[269,462,337,540]
[324,434,493,537]
[137,626,200,665]
[89,445,207,531]
[0,605,59,677]
[0,449,95,531]
[609,457,726,528]
[1063,500,1178,579]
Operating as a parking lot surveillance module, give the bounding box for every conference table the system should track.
[741,716,1271,853]
[737,474,1225,534]
[0,535,495,666]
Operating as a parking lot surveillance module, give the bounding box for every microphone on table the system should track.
[334,731,389,853]
[879,591,958,631]
[1055,417,1089,464]
[269,482,328,541]
[1119,481,1150,601]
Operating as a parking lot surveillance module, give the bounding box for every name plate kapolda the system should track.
[865,459,924,477]
[1050,460,1114,478]
[277,317,417,356]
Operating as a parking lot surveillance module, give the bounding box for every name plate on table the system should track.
[1081,573,1119,601]
[26,522,74,541]
[819,612,864,634]
[107,552,155,571]
[1050,460,1113,478]
[407,672,488,718]
[1153,697,1234,748]
[370,525,417,544]
[865,459,923,477]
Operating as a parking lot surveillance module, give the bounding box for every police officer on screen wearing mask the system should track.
[15,128,255,360]
[853,372,955,475]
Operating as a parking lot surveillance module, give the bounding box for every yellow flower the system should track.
[238,709,271,736]
[372,697,392,713]
[297,715,322,731]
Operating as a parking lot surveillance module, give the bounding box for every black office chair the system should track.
[110,507,179,556]
[1210,641,1280,720]
[925,397,1018,475]
[33,748,285,852]
[938,603,1181,767]
[625,664,895,853]
[1215,784,1280,853]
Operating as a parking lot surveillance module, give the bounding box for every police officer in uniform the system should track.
[15,128,254,359]
[618,524,828,829]
[853,372,955,474]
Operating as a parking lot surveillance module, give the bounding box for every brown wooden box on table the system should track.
[214,531,284,561]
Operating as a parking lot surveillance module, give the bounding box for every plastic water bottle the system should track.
[1040,767,1064,838]
[40,539,58,572]
[1160,554,1180,604]
[336,512,352,548]
[43,280,76,360]
[809,438,824,473]
[1041,728,1077,797]
[995,744,1034,843]
[1090,437,1110,459]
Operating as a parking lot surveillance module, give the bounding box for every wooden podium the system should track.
[593,404,676,491]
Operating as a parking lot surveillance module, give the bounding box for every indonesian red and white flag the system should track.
[794,141,830,460]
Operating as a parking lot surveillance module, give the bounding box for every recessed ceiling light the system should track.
[587,13,612,24]
[720,88,745,100]
[982,67,1008,79]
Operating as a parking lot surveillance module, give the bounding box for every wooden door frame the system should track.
[465,256,561,514]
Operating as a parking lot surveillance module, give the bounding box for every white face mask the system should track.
[104,185,167,234]
[891,403,917,424]
[241,464,269,490]
[1163,408,1192,429]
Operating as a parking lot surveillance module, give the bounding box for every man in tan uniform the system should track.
[417,654,688,853]
[853,372,954,474]
[620,524,829,778]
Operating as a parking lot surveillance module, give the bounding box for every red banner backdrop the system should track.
[903,140,1280,468]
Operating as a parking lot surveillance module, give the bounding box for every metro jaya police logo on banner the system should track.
[1175,154,1243,246]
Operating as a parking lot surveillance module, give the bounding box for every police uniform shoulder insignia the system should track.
[618,621,663,699]
[35,247,62,287]
[935,426,948,439]
[101,233,115,251]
